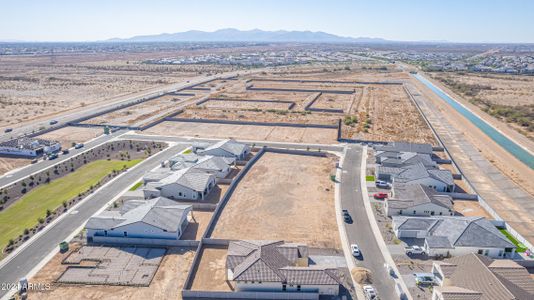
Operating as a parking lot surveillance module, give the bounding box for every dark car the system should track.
[48,153,58,160]
[4,128,13,133]
[62,149,69,155]
[342,209,353,223]
[74,143,84,149]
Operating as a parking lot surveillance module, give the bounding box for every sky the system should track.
[1,0,533,43]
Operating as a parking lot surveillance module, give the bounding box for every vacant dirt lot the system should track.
[29,246,195,300]
[211,152,340,249]
[143,121,338,144]
[38,126,102,148]
[202,99,293,110]
[190,247,233,291]
[0,157,31,176]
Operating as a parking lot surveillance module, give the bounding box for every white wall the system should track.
[236,282,338,296]
[386,202,453,217]
[87,220,186,240]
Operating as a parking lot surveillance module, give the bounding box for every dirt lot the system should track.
[313,92,357,113]
[211,152,340,249]
[0,157,31,176]
[181,211,213,240]
[454,200,493,219]
[143,121,338,144]
[190,247,233,291]
[38,126,102,148]
[29,245,195,300]
[202,99,293,110]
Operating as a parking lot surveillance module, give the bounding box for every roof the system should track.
[199,139,247,157]
[86,197,191,233]
[381,152,437,168]
[158,167,214,191]
[374,141,434,155]
[434,253,534,300]
[0,137,60,150]
[394,163,454,186]
[227,240,341,285]
[171,154,235,172]
[393,216,515,249]
[388,183,453,210]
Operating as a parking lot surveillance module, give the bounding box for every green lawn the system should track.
[129,181,143,191]
[366,175,375,181]
[182,148,193,154]
[499,228,528,253]
[0,159,141,256]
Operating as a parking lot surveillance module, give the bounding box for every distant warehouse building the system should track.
[0,137,61,157]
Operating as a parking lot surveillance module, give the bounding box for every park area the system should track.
[210,152,341,249]
[0,159,141,257]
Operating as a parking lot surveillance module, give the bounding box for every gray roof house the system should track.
[197,139,250,160]
[385,183,454,217]
[392,216,516,258]
[392,163,454,192]
[226,240,342,296]
[377,151,437,168]
[85,197,192,245]
[374,142,434,155]
[432,253,534,300]
[170,153,235,178]
[143,167,216,201]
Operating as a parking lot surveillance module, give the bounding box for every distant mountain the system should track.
[107,28,389,43]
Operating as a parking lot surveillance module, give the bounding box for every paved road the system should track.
[0,129,128,188]
[0,143,188,298]
[340,145,398,300]
[120,133,345,152]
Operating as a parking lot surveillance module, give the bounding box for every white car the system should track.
[351,244,361,257]
[363,285,377,299]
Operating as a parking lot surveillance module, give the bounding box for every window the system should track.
[478,249,483,254]
[104,230,108,236]
[413,210,416,215]
[282,284,286,291]
[124,231,128,237]
[179,192,182,197]
[297,285,301,291]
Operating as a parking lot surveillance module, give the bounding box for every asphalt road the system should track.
[341,145,398,300]
[0,143,188,298]
[0,129,128,188]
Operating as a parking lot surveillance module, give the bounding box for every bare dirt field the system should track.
[38,126,102,148]
[190,247,233,291]
[0,157,31,176]
[313,92,357,113]
[454,200,493,219]
[202,99,293,110]
[211,152,340,249]
[143,121,338,144]
[181,211,213,240]
[29,245,195,300]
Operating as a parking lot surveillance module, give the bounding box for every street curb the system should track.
[359,146,412,300]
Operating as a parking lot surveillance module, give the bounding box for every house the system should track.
[143,167,215,201]
[431,253,534,300]
[85,197,192,244]
[392,216,516,258]
[226,240,342,296]
[142,168,173,184]
[385,184,454,217]
[376,151,437,169]
[394,163,454,192]
[374,141,434,155]
[196,139,250,160]
[0,137,61,157]
[170,153,235,178]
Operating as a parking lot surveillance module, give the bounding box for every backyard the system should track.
[0,159,141,257]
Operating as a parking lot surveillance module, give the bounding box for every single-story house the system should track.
[431,253,534,300]
[377,151,437,169]
[170,153,235,178]
[385,184,454,217]
[197,139,250,160]
[226,240,342,296]
[392,216,516,258]
[0,137,61,157]
[85,197,192,243]
[143,167,215,201]
[374,141,434,155]
[142,168,173,184]
[393,163,454,192]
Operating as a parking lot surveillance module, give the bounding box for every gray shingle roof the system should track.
[381,152,437,168]
[394,163,454,186]
[374,142,433,155]
[159,167,214,191]
[388,183,453,210]
[86,197,191,233]
[199,139,247,157]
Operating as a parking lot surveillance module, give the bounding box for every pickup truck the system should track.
[405,245,426,255]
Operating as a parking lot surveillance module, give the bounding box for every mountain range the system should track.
[107,28,389,43]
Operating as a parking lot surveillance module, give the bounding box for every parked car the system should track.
[384,263,396,277]
[48,153,58,160]
[74,143,84,149]
[414,273,435,286]
[373,192,388,199]
[59,241,69,253]
[405,245,426,255]
[375,180,390,189]
[49,120,58,125]
[342,209,353,223]
[62,149,69,155]
[4,128,13,133]
[363,285,377,300]
[351,244,361,257]
[31,158,38,164]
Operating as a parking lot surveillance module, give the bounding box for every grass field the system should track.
[499,228,528,253]
[0,159,142,256]
[366,175,375,181]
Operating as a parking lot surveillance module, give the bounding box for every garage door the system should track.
[399,230,418,238]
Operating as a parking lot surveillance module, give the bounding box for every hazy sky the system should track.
[1,0,533,43]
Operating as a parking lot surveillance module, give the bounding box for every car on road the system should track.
[350,244,361,257]
[342,209,353,223]
[375,180,390,189]
[373,192,388,199]
[49,120,58,125]
[62,149,69,155]
[405,245,426,255]
[48,153,58,160]
[31,158,38,164]
[4,128,13,133]
[74,143,84,149]
[363,285,377,299]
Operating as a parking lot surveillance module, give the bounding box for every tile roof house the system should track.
[385,183,454,217]
[226,240,342,296]
[85,197,192,244]
[170,153,235,178]
[392,216,516,258]
[432,253,534,300]
[196,139,250,160]
[376,151,437,169]
[385,163,454,192]
[374,141,434,155]
[143,167,215,201]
